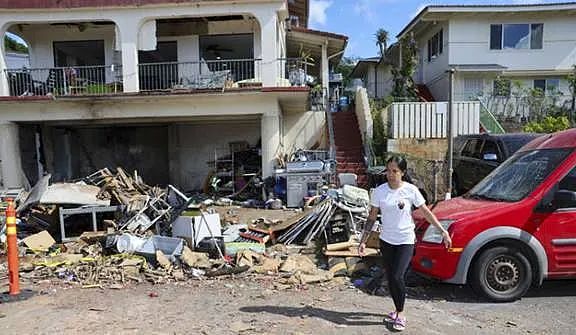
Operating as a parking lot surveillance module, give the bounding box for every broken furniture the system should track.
[172,212,222,248]
[59,205,120,242]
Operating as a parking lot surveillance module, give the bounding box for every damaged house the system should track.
[0,0,347,192]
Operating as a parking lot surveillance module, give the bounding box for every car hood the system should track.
[422,197,517,221]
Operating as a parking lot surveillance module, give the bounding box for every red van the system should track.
[413,128,576,302]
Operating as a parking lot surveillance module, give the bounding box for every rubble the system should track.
[0,166,384,294]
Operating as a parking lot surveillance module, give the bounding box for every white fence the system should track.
[389,101,480,139]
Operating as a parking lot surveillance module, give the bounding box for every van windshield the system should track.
[466,148,572,202]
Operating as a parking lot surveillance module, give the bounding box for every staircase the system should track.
[332,106,368,188]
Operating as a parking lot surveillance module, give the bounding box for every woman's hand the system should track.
[358,242,366,256]
[442,230,452,249]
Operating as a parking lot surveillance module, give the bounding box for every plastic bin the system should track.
[136,235,184,263]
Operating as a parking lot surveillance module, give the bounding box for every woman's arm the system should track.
[418,204,452,248]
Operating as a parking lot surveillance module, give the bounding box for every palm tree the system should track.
[375,28,389,57]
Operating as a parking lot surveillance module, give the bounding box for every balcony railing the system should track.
[138,59,262,91]
[3,58,313,96]
[277,58,311,87]
[5,65,122,97]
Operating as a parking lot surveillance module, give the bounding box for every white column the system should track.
[321,41,329,94]
[115,19,141,93]
[255,11,278,87]
[261,108,281,178]
[0,122,23,188]
[0,24,10,96]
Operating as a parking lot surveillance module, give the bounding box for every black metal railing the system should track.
[5,65,122,97]
[138,59,262,91]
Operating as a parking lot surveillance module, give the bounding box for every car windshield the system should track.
[466,148,572,202]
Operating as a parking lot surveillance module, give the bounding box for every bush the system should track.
[523,115,570,133]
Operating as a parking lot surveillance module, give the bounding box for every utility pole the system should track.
[446,68,455,199]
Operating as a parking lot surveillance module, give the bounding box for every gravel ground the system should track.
[1,274,575,335]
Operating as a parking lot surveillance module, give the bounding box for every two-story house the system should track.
[399,3,576,103]
[0,0,347,191]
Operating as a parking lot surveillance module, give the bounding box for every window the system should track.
[53,40,105,83]
[463,78,484,97]
[427,29,443,62]
[490,23,543,50]
[138,41,178,90]
[534,79,560,93]
[481,140,501,162]
[557,166,576,209]
[462,139,482,159]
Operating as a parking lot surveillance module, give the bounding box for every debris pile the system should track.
[0,167,383,291]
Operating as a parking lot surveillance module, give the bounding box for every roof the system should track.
[0,0,282,9]
[521,128,576,151]
[349,57,382,78]
[286,26,348,77]
[398,2,576,39]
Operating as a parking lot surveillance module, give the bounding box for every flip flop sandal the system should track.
[393,316,406,331]
[383,311,397,323]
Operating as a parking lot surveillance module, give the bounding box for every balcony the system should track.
[5,65,122,97]
[4,58,311,97]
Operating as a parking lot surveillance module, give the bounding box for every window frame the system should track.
[427,29,443,62]
[533,78,561,94]
[490,23,543,50]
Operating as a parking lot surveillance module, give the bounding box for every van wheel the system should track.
[470,246,532,302]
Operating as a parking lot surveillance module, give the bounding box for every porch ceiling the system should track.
[286,27,347,78]
[264,87,310,114]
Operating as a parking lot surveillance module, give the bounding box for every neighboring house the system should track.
[397,3,576,104]
[0,0,347,190]
[349,56,392,99]
[5,52,29,68]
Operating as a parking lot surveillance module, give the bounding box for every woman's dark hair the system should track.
[386,155,412,183]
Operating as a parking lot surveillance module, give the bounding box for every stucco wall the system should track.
[283,110,326,154]
[172,121,260,191]
[449,14,576,71]
[419,23,449,90]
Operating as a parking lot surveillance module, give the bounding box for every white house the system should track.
[349,56,392,99]
[398,3,576,103]
[0,0,347,190]
[5,52,29,69]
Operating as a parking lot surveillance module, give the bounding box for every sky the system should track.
[308,0,567,59]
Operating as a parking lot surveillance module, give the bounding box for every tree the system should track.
[390,33,419,101]
[375,28,389,57]
[4,35,28,53]
[335,56,357,89]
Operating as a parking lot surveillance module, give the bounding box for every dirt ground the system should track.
[1,273,575,335]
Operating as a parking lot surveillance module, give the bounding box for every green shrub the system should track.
[523,115,570,133]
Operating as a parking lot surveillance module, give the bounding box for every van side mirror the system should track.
[483,153,498,161]
[554,190,576,209]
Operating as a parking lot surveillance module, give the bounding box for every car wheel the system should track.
[470,246,532,302]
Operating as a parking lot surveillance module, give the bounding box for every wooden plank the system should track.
[324,247,379,257]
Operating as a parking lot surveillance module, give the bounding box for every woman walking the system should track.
[359,156,451,331]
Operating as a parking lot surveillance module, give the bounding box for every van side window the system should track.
[557,166,576,209]
[481,140,501,162]
[462,139,482,158]
[559,166,576,193]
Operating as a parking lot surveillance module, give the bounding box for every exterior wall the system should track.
[362,63,393,99]
[18,24,116,69]
[448,14,576,71]
[283,110,326,153]
[173,121,260,191]
[18,20,260,69]
[5,52,29,69]
[0,93,276,123]
[418,22,449,100]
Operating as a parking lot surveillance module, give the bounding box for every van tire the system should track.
[470,246,532,302]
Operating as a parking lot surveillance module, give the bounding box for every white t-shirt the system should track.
[370,182,426,245]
